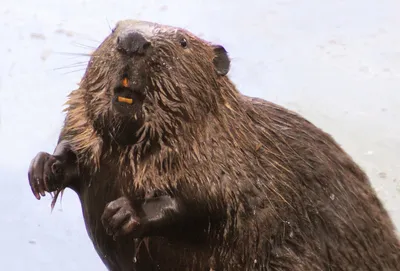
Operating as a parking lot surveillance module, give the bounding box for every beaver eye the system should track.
[180,38,188,48]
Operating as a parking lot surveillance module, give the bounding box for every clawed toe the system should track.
[101,197,141,239]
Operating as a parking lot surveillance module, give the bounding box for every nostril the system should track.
[116,31,151,56]
[143,42,151,51]
[139,41,151,54]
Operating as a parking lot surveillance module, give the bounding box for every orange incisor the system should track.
[117,96,133,104]
[122,77,129,87]
[118,77,133,104]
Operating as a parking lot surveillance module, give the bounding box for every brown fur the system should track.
[55,20,400,270]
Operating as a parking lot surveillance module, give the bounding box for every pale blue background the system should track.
[1,0,399,270]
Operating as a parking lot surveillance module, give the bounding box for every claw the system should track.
[28,152,65,201]
[101,197,140,239]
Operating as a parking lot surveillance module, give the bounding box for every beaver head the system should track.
[80,20,232,147]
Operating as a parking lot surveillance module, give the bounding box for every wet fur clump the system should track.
[55,20,400,270]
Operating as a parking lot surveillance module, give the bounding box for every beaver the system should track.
[28,19,400,270]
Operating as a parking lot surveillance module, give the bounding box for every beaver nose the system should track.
[116,31,151,55]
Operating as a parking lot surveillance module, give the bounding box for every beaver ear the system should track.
[212,45,230,76]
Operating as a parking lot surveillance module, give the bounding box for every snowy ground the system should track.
[1,0,399,270]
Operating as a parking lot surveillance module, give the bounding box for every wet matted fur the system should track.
[49,20,400,270]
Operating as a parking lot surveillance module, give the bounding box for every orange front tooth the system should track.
[122,78,129,87]
[118,96,133,104]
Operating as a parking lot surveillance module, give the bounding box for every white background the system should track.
[0,0,399,270]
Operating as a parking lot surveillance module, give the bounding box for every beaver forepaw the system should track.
[28,152,66,200]
[101,196,141,240]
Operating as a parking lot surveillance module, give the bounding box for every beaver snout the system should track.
[116,31,151,56]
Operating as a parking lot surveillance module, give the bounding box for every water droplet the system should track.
[133,257,137,263]
[330,194,335,200]
[289,231,294,238]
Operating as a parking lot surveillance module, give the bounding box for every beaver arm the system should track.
[52,139,80,192]
[139,196,184,234]
[138,195,209,242]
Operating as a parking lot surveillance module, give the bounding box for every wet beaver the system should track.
[28,20,400,270]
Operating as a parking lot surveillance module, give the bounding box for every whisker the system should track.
[63,55,91,60]
[106,18,113,32]
[53,51,92,57]
[71,42,97,50]
[59,68,87,75]
[76,37,101,44]
[53,62,88,71]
